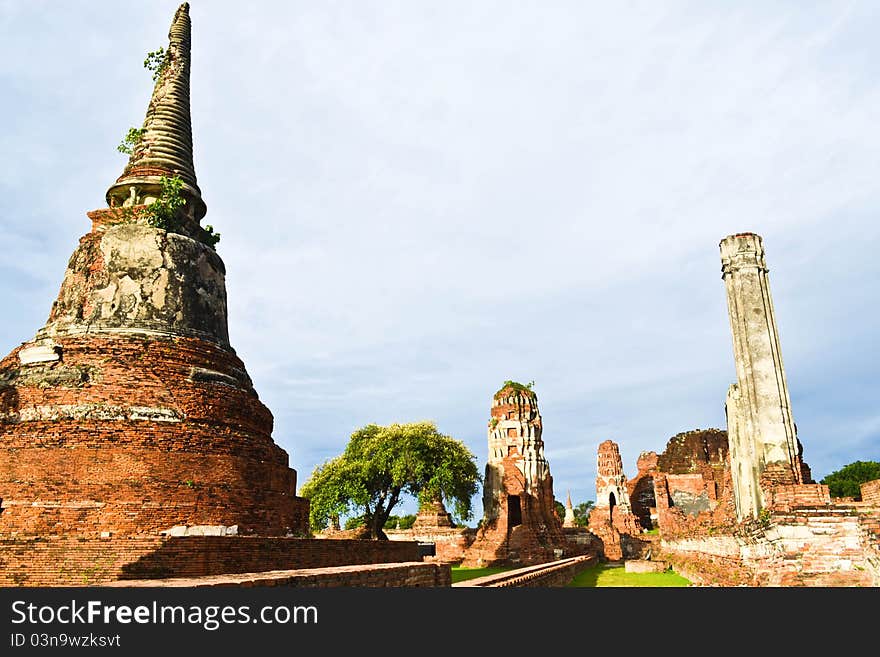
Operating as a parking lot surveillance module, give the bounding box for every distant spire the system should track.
[563,490,576,527]
[106,3,207,221]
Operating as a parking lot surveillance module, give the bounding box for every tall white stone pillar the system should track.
[720,233,802,520]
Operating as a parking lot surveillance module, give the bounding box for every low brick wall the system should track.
[766,483,831,511]
[659,506,879,586]
[386,527,476,564]
[105,562,451,588]
[453,555,596,588]
[0,535,423,586]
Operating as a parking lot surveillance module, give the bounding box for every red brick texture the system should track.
[764,483,831,511]
[105,562,451,588]
[659,506,880,587]
[588,440,643,559]
[0,333,309,538]
[453,555,597,587]
[0,536,424,587]
[861,479,880,504]
[387,527,476,564]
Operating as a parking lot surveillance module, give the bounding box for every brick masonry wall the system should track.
[628,453,658,530]
[764,483,831,511]
[106,562,451,588]
[454,555,597,587]
[658,506,880,586]
[0,535,423,587]
[861,479,880,504]
[386,527,476,564]
[0,334,309,537]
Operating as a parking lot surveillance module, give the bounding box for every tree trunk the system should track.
[369,511,389,540]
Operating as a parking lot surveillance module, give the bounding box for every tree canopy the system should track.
[299,421,481,539]
[820,460,880,500]
[573,501,594,527]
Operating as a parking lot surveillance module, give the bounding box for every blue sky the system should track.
[1,1,878,523]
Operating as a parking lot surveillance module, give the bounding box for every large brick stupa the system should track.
[0,4,309,554]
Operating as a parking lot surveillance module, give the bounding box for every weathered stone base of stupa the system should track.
[0,333,309,538]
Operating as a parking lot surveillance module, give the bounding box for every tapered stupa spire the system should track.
[106,3,206,221]
[563,490,576,527]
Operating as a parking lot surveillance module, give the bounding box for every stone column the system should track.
[720,232,802,520]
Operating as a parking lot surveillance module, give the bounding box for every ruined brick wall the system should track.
[628,451,658,529]
[764,483,831,511]
[653,472,738,540]
[658,505,880,586]
[651,429,738,540]
[655,429,728,495]
[386,527,477,564]
[0,334,309,538]
[562,527,602,556]
[860,479,880,504]
[0,536,423,587]
[108,562,452,588]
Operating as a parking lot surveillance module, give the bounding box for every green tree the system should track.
[344,515,365,530]
[820,461,880,500]
[554,499,565,521]
[384,514,417,530]
[573,501,594,527]
[299,421,481,540]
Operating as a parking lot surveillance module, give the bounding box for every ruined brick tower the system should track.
[460,382,566,566]
[590,440,641,535]
[721,233,809,520]
[0,4,309,543]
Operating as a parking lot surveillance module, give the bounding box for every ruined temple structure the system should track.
[0,4,330,585]
[574,234,880,584]
[412,498,455,530]
[720,232,821,519]
[627,451,659,530]
[643,429,736,536]
[386,498,477,564]
[460,382,567,567]
[640,234,880,586]
[588,440,644,560]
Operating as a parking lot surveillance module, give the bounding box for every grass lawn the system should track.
[567,563,691,587]
[450,565,518,584]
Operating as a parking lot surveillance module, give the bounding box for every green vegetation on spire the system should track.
[145,175,186,231]
[117,127,145,155]
[144,47,168,82]
[494,380,537,399]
